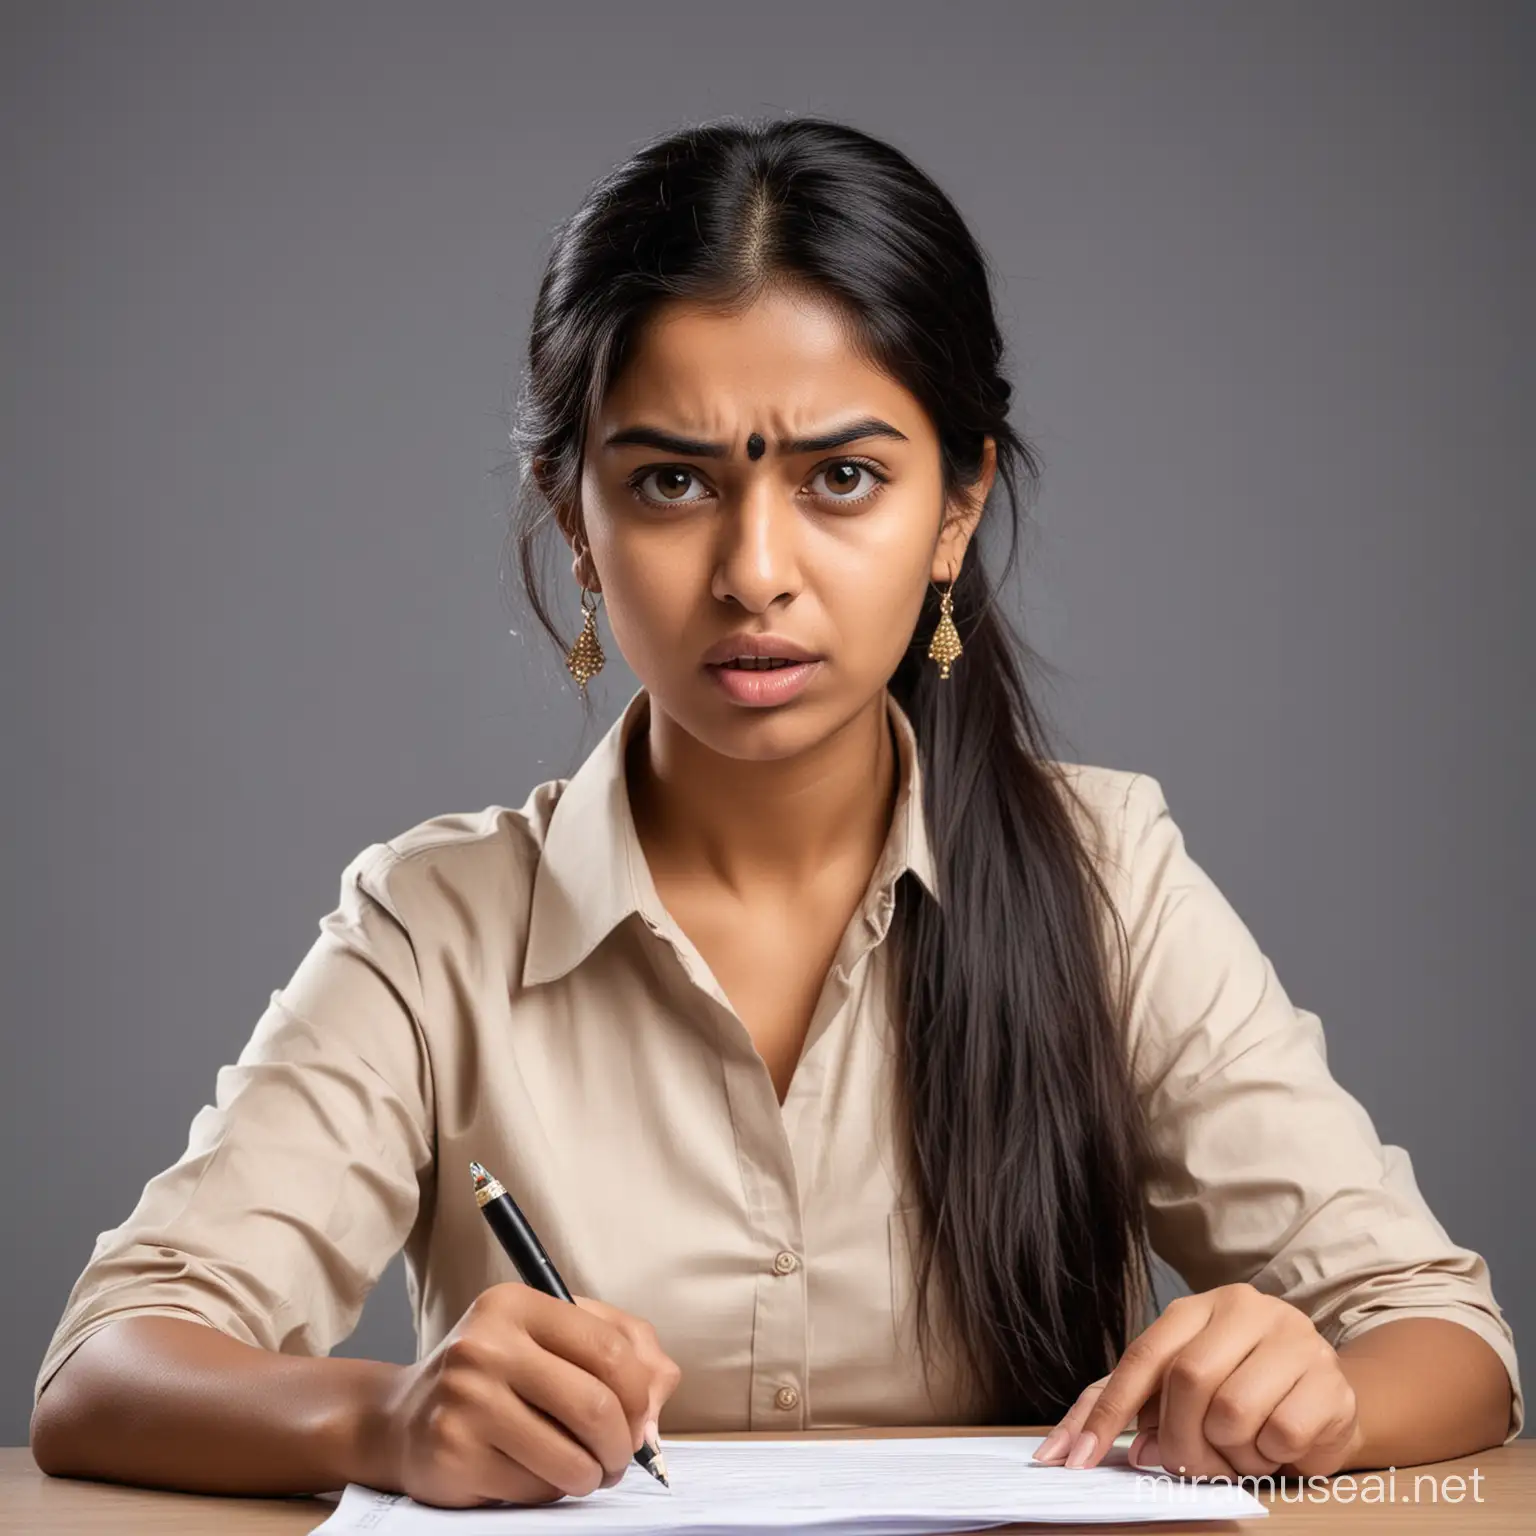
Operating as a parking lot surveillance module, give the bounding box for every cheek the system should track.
[818,537,931,655]
[593,536,700,662]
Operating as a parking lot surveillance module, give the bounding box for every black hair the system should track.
[500,113,1153,1421]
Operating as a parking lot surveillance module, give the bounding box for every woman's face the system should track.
[567,285,993,760]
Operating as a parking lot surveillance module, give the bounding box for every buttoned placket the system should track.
[635,870,903,1428]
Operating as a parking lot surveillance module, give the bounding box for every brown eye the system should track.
[809,459,888,504]
[630,467,708,506]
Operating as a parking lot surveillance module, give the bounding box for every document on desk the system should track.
[309,1434,1268,1533]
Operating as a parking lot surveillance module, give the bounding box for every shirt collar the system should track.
[521,684,940,988]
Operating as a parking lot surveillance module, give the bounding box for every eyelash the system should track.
[624,456,891,511]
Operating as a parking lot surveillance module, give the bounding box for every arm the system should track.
[1335,1315,1513,1468]
[30,842,435,1493]
[1120,772,1520,1461]
[30,1316,401,1494]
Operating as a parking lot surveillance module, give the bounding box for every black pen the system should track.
[470,1160,671,1489]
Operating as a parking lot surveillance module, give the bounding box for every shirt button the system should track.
[772,1250,799,1275]
[774,1386,800,1411]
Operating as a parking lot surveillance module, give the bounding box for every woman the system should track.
[30,114,1520,1507]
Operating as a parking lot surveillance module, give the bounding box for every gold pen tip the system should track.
[470,1162,506,1207]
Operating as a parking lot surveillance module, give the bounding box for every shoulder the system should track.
[332,776,571,947]
[1039,761,1190,1012]
[1042,760,1170,889]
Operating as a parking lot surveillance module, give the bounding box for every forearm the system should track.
[1333,1316,1514,1470]
[30,1316,403,1496]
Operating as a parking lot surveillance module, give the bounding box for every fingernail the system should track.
[1065,1430,1098,1469]
[1033,1426,1070,1462]
[1129,1432,1162,1470]
[643,1417,660,1454]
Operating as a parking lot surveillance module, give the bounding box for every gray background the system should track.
[2,0,1529,1449]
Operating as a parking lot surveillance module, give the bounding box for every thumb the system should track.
[643,1361,682,1451]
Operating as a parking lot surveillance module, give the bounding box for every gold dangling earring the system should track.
[565,586,605,693]
[927,575,963,679]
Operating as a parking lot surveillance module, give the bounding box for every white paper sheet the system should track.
[309,1434,1268,1533]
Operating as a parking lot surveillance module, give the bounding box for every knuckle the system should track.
[422,1399,459,1445]
[467,1286,504,1323]
[1166,1354,1209,1394]
[1261,1409,1312,1460]
[437,1366,479,1407]
[438,1421,477,1468]
[491,1284,538,1328]
[536,1441,593,1499]
[1205,1386,1257,1438]
[597,1328,630,1373]
[567,1453,606,1499]
[507,1457,568,1505]
[443,1333,486,1371]
[576,1379,622,1433]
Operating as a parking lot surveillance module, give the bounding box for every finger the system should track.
[521,1293,653,1438]
[1150,1399,1245,1482]
[1036,1373,1154,1465]
[445,1376,592,1505]
[1255,1359,1359,1475]
[1126,1396,1162,1471]
[1157,1312,1272,1480]
[1031,1376,1109,1463]
[494,1328,646,1490]
[1070,1295,1214,1468]
[1197,1336,1309,1477]
[467,1358,629,1498]
[574,1298,683,1448]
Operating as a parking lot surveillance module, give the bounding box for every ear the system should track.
[931,436,996,584]
[534,454,603,593]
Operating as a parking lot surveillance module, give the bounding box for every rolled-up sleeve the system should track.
[34,842,435,1409]
[1119,773,1522,1445]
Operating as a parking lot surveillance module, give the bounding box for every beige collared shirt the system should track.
[36,685,1523,1443]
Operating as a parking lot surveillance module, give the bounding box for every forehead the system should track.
[601,288,916,427]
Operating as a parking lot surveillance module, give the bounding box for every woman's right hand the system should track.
[371,1284,683,1508]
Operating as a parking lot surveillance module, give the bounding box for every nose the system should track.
[709,479,801,612]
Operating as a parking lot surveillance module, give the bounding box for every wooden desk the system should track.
[3,1428,1530,1533]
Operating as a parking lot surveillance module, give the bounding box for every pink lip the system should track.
[706,659,823,707]
[700,633,821,666]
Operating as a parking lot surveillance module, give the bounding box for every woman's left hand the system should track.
[1031,1283,1364,1479]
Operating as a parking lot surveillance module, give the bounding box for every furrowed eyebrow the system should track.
[600,417,909,458]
